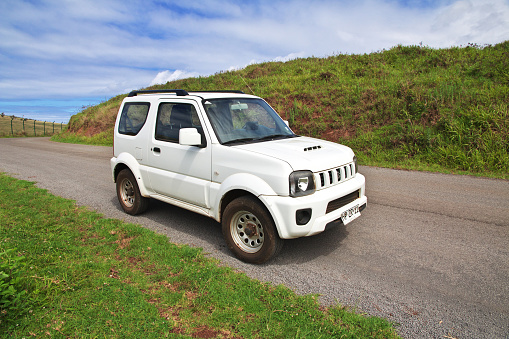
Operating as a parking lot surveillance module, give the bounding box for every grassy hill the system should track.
[57,41,509,178]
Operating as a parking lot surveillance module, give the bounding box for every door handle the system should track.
[152,147,161,153]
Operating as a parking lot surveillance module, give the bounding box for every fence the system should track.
[0,116,68,137]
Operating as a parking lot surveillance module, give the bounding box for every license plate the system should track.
[341,204,360,225]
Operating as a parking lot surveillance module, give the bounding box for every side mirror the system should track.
[179,128,203,147]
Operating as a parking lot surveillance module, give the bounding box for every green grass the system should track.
[51,129,112,146]
[0,173,400,338]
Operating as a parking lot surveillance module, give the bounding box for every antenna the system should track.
[238,74,255,95]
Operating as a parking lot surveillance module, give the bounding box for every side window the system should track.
[118,102,150,135]
[155,103,201,143]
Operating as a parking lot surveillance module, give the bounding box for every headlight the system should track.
[289,170,315,197]
[353,156,358,174]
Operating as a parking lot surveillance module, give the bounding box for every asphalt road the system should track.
[1,137,508,339]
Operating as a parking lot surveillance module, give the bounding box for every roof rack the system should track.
[127,89,246,97]
[128,89,189,97]
[188,90,245,94]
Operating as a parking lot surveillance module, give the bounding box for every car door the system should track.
[146,99,212,208]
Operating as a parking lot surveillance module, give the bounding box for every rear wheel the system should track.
[222,196,283,264]
[116,169,149,215]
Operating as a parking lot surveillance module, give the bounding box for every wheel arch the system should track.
[112,153,151,197]
[113,163,130,183]
[220,189,254,221]
[219,189,285,240]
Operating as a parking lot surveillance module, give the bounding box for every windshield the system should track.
[203,98,296,144]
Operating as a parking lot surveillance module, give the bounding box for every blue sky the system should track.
[1,0,508,123]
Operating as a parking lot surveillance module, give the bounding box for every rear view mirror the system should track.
[231,103,248,110]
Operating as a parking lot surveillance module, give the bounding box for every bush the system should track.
[0,248,27,319]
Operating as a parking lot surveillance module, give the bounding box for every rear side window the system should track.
[118,102,150,135]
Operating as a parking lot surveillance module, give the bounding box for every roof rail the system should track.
[188,90,245,94]
[128,89,189,97]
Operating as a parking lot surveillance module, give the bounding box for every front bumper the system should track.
[261,173,366,239]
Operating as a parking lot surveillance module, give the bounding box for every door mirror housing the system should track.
[179,128,204,147]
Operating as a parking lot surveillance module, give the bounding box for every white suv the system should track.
[111,90,367,263]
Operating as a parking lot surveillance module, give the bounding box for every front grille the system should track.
[326,190,360,214]
[315,162,355,190]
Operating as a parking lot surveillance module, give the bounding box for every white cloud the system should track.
[149,70,199,86]
[273,52,306,62]
[0,0,508,122]
[432,0,509,46]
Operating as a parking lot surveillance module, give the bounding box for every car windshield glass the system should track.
[203,98,295,144]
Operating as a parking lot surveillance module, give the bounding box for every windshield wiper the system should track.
[256,134,297,141]
[222,134,297,145]
[222,137,258,145]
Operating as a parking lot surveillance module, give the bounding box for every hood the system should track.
[235,136,354,172]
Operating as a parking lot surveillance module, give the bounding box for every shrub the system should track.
[0,248,27,319]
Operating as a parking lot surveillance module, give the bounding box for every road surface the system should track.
[1,137,508,338]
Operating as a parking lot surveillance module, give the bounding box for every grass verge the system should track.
[50,129,508,179]
[51,129,112,146]
[0,173,400,338]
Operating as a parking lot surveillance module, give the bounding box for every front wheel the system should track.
[116,169,149,215]
[222,196,283,264]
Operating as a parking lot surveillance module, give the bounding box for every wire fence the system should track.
[0,116,68,137]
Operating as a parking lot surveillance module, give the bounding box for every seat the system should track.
[170,104,193,128]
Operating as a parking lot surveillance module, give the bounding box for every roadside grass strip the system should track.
[0,173,400,338]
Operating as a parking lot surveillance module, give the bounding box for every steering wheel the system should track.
[243,121,259,130]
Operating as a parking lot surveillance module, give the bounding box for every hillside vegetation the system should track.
[60,42,509,178]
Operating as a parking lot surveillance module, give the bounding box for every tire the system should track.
[116,169,149,215]
[222,196,283,264]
